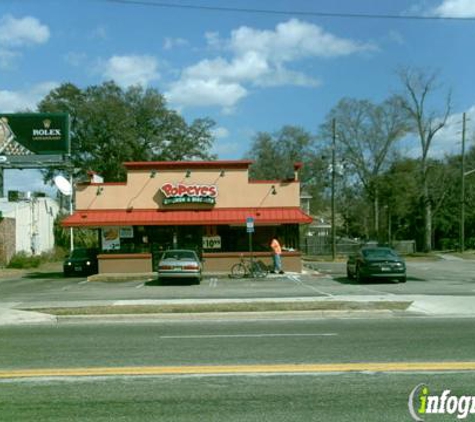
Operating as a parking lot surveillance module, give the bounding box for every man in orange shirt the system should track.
[270,237,284,274]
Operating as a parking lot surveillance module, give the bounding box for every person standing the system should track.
[270,237,284,274]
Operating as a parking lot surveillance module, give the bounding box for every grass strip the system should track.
[24,301,411,316]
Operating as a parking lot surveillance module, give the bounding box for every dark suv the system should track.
[63,248,99,276]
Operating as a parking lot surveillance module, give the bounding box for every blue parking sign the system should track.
[246,217,254,233]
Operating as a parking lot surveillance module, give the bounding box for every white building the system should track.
[0,195,59,257]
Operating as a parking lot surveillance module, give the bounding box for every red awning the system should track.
[61,207,312,227]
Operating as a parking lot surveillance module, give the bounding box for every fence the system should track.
[300,237,416,256]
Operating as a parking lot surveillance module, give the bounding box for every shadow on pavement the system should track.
[145,278,199,287]
[24,271,66,279]
[332,276,426,285]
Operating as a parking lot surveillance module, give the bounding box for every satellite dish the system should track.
[54,175,72,196]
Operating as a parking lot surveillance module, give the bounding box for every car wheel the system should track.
[399,276,407,283]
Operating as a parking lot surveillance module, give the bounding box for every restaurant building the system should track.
[62,160,312,273]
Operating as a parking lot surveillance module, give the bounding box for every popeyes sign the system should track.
[160,183,218,205]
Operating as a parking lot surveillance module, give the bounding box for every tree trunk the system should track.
[373,194,379,241]
[422,177,432,252]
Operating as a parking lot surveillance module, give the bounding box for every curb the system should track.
[56,309,398,324]
[87,273,157,283]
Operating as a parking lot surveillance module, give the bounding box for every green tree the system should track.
[38,81,216,182]
[461,142,475,249]
[320,97,408,240]
[245,126,328,213]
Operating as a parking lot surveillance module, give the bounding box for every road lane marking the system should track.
[159,333,338,339]
[2,362,475,379]
[135,283,145,289]
[354,285,391,295]
[78,280,88,285]
[287,275,333,297]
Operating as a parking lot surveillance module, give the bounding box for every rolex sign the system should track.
[0,113,69,157]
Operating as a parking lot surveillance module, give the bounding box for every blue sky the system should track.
[1,0,475,194]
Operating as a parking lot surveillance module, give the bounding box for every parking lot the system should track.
[1,257,475,307]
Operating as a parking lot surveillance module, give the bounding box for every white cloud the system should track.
[163,37,188,50]
[167,19,372,111]
[205,31,224,50]
[0,48,19,69]
[209,129,246,159]
[228,19,376,63]
[401,106,475,159]
[0,15,50,68]
[0,81,58,112]
[165,78,247,113]
[102,55,160,87]
[212,141,242,158]
[429,106,475,157]
[184,52,269,82]
[212,127,230,139]
[0,15,50,47]
[432,0,475,17]
[255,66,321,88]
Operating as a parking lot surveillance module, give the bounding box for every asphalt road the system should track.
[1,318,475,421]
[2,373,475,422]
[1,257,475,420]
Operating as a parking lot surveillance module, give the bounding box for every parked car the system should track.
[63,248,99,276]
[347,246,406,283]
[157,249,202,284]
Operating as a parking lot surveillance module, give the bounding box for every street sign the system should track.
[246,217,254,233]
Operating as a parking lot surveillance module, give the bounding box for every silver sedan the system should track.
[157,249,202,284]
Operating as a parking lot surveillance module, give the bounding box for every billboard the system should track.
[0,113,70,158]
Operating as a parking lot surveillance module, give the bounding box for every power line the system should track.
[104,0,475,22]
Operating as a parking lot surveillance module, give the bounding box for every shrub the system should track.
[7,252,42,269]
[438,238,458,251]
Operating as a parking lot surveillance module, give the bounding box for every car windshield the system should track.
[362,248,398,259]
[70,249,93,258]
[162,251,196,260]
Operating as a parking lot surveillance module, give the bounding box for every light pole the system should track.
[69,171,74,252]
[460,112,475,253]
[331,118,336,261]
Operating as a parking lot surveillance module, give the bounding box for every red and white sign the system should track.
[160,183,218,198]
[160,183,218,205]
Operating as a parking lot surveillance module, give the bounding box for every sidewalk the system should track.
[2,294,475,326]
[0,303,57,325]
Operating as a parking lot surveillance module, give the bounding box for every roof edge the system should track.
[124,160,254,170]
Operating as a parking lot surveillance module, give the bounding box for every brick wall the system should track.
[0,217,16,266]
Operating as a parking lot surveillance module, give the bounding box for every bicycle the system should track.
[230,255,268,279]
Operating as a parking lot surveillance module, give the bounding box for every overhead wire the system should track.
[103,0,475,22]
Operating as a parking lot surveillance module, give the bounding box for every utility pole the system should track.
[460,112,466,253]
[0,167,3,198]
[331,118,336,261]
